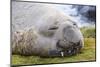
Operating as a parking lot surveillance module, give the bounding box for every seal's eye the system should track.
[73,23,78,28]
[73,23,76,25]
[48,26,58,30]
[67,19,77,26]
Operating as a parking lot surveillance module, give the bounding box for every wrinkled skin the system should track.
[12,1,84,57]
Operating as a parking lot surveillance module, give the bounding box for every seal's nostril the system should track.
[76,41,80,46]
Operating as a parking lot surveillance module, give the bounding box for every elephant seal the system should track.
[12,1,84,57]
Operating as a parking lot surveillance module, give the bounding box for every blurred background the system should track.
[55,4,96,27]
[54,4,96,38]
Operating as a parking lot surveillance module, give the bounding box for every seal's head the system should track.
[40,19,84,56]
[54,19,84,56]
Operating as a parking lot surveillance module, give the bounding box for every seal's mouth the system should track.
[56,40,83,56]
[47,40,83,57]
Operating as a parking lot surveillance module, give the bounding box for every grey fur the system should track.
[12,1,84,57]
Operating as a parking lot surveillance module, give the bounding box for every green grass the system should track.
[80,26,96,38]
[12,38,96,65]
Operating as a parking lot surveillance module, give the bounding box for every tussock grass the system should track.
[12,38,96,65]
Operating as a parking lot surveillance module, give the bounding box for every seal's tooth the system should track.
[61,52,64,57]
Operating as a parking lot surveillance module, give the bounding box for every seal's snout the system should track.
[66,40,83,55]
[57,40,83,56]
[71,40,83,49]
[57,39,83,50]
[56,23,84,56]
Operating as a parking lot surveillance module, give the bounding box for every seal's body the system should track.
[12,1,84,57]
